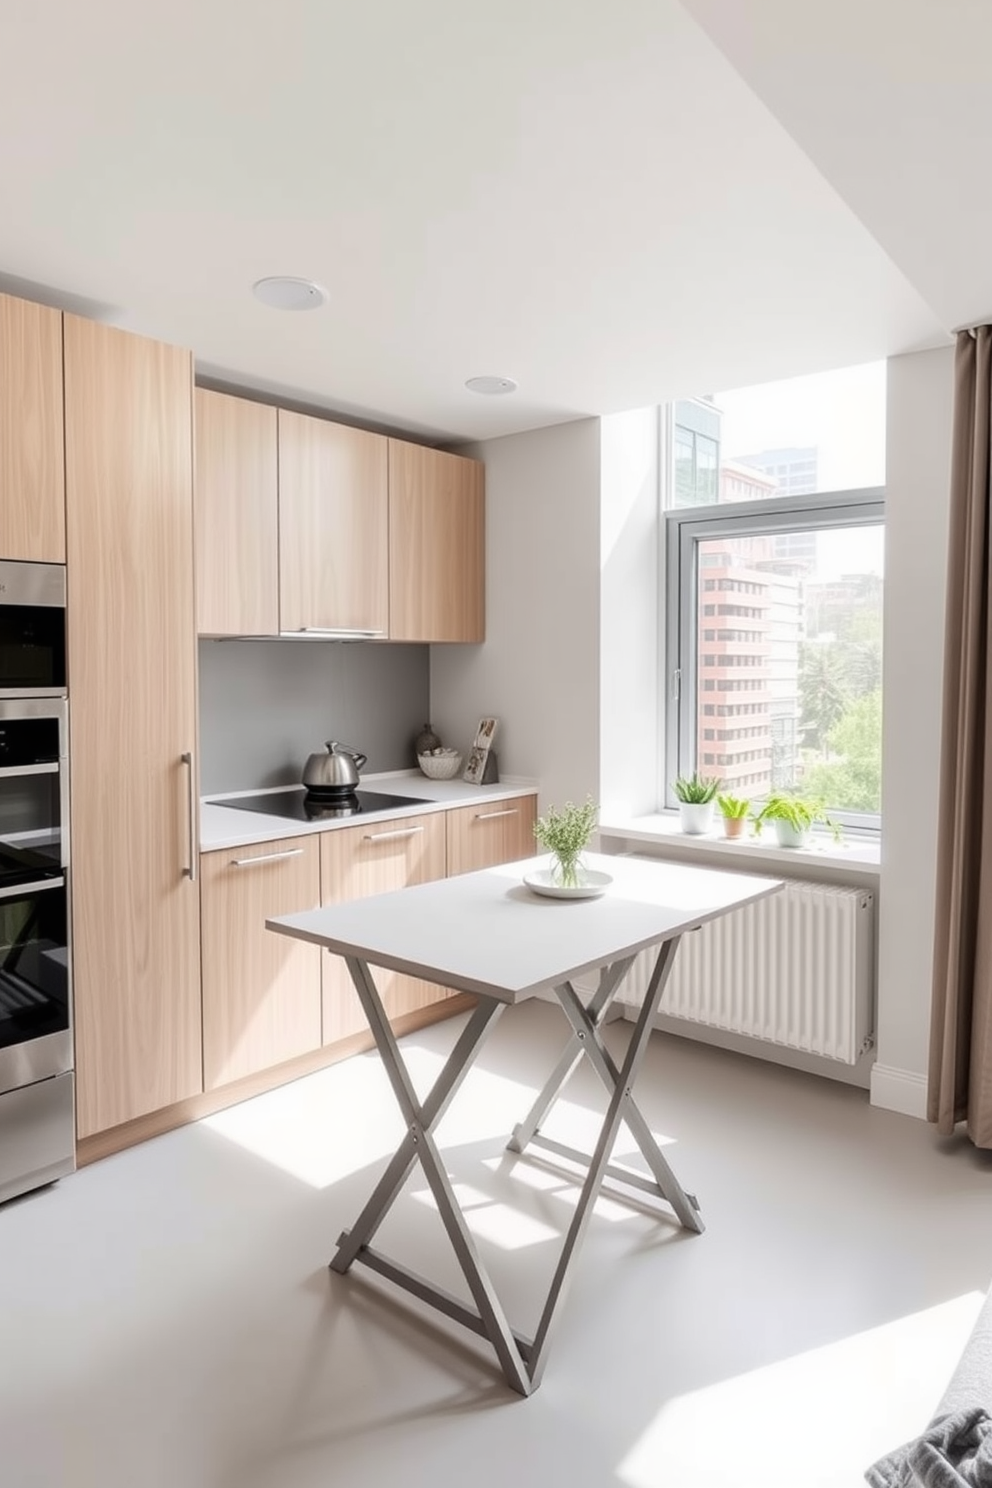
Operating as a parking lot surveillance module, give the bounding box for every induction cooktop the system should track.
[215,787,429,823]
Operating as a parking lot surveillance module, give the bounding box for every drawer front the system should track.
[200,835,322,1088]
[320,811,447,1041]
[445,794,537,876]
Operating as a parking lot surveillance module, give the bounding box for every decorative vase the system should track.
[413,722,442,756]
[679,801,714,835]
[551,853,586,889]
[722,815,746,839]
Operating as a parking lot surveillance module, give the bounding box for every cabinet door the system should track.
[0,294,65,561]
[278,410,388,636]
[320,812,447,1042]
[194,388,279,636]
[64,315,202,1139]
[201,836,322,1088]
[445,795,537,876]
[388,440,484,642]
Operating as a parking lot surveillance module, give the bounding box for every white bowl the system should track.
[418,751,463,780]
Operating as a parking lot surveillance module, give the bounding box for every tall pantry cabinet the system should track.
[64,316,202,1139]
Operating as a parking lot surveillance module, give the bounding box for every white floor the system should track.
[3,1003,992,1488]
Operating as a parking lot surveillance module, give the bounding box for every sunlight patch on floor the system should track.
[200,1020,676,1193]
[201,1040,545,1189]
[617,1292,985,1488]
[201,1055,407,1188]
[409,1181,560,1248]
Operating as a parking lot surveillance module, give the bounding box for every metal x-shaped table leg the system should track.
[329,936,702,1396]
[330,955,536,1395]
[508,935,704,1235]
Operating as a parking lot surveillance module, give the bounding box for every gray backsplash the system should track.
[198,639,430,794]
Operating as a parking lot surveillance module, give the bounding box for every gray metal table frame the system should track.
[268,854,781,1396]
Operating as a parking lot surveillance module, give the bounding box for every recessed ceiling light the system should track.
[252,276,328,311]
[465,375,517,395]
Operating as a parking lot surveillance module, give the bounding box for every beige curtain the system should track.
[929,326,992,1143]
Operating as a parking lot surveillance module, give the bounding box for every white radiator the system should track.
[622,876,875,1064]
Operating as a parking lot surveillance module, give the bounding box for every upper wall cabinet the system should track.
[278,410,389,637]
[388,440,484,643]
[0,294,65,562]
[194,388,279,636]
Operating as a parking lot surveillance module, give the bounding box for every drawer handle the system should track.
[362,826,425,842]
[295,627,385,639]
[474,808,519,821]
[230,848,305,867]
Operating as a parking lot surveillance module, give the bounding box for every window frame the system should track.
[664,486,885,829]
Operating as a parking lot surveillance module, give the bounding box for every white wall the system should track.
[872,344,955,1117]
[430,419,602,810]
[599,407,662,817]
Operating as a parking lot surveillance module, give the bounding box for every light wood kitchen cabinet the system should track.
[194,388,279,636]
[64,315,202,1140]
[445,794,538,877]
[320,810,447,1042]
[388,440,484,642]
[278,409,389,636]
[0,293,65,562]
[200,835,322,1088]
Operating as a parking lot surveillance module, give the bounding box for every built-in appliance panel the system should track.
[0,700,68,881]
[0,1072,74,1205]
[0,881,70,1096]
[0,564,72,1201]
[0,560,67,697]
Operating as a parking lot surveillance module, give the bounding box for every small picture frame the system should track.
[463,717,499,784]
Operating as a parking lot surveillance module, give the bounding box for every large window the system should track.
[665,364,885,831]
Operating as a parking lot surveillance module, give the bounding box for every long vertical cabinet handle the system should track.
[182,751,198,882]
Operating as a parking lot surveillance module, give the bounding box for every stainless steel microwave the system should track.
[0,560,66,698]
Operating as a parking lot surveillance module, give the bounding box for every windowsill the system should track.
[598,810,881,877]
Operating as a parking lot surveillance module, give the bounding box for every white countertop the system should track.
[200,771,539,853]
[268,851,783,1003]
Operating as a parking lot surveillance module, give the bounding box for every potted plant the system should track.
[716,792,751,840]
[673,773,721,835]
[752,791,841,849]
[533,796,599,888]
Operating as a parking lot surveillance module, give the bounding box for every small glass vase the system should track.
[551,853,586,889]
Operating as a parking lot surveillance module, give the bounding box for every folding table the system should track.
[268,851,781,1395]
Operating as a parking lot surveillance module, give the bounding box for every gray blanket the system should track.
[866,1408,992,1487]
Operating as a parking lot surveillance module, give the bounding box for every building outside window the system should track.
[664,363,886,830]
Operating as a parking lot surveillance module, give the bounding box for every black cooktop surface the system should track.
[216,788,429,823]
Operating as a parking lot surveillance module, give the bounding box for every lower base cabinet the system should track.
[87,793,539,1160]
[445,794,538,876]
[200,835,323,1089]
[320,810,448,1042]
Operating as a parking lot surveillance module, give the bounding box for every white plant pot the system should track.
[679,801,714,835]
[773,820,809,849]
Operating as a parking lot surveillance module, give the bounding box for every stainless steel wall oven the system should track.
[0,561,72,1206]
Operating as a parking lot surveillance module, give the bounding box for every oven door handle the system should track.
[0,762,60,779]
[0,874,65,901]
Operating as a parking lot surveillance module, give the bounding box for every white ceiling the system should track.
[0,0,975,443]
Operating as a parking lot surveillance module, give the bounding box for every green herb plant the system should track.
[752,792,841,842]
[533,796,599,889]
[716,793,750,820]
[673,773,721,805]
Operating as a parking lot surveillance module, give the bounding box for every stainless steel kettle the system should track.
[302,740,368,792]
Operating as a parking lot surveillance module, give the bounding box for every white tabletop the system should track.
[268,852,782,1004]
